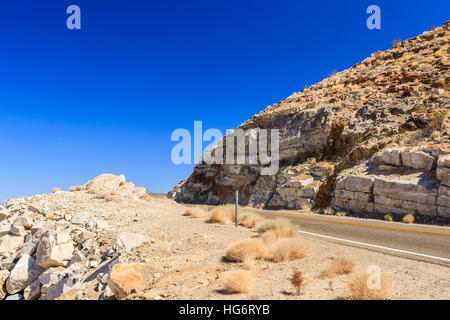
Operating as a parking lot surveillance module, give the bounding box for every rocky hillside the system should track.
[0,174,152,300]
[169,22,450,221]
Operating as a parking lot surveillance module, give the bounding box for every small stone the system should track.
[0,270,10,300]
[0,234,24,254]
[107,263,144,300]
[24,279,41,300]
[115,232,149,253]
[71,212,88,225]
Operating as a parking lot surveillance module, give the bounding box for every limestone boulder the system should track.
[84,174,126,195]
[380,148,402,166]
[0,234,24,254]
[0,270,10,300]
[36,230,74,269]
[115,232,149,253]
[6,254,44,294]
[400,150,436,171]
[373,178,437,205]
[107,263,144,300]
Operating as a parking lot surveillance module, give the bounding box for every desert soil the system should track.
[70,193,449,300]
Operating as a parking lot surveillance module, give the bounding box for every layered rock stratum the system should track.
[169,22,450,221]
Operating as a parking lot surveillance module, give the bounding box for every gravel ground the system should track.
[72,194,449,300]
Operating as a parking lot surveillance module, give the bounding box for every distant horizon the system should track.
[1,1,449,200]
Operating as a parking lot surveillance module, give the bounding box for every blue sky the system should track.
[0,1,448,199]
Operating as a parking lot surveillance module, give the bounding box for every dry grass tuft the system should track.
[402,214,414,224]
[184,207,207,219]
[291,268,304,295]
[223,270,253,294]
[256,218,296,234]
[269,238,308,262]
[261,226,297,245]
[346,272,393,300]
[226,239,267,262]
[323,255,355,278]
[238,211,263,228]
[209,204,236,224]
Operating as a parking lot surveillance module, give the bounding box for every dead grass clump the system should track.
[256,218,296,234]
[402,214,414,224]
[238,211,262,228]
[347,272,393,300]
[223,270,253,294]
[209,204,235,224]
[323,255,355,278]
[184,207,206,218]
[226,239,267,262]
[261,226,297,245]
[291,268,304,295]
[269,238,308,262]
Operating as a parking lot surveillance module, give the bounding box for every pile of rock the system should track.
[0,174,150,300]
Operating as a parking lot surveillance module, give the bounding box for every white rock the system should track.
[115,232,149,253]
[6,254,44,294]
[0,234,24,254]
[36,230,74,269]
[24,279,41,300]
[71,212,88,225]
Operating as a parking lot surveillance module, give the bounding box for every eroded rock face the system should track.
[169,22,450,214]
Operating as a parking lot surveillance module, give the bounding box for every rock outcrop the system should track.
[0,174,150,300]
[169,22,450,220]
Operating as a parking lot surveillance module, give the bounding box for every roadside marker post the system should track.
[235,190,238,227]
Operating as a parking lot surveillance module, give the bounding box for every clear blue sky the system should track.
[0,1,448,200]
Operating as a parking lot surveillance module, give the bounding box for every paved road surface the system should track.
[247,208,450,266]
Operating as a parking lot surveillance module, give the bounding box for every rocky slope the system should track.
[169,22,450,221]
[0,174,152,300]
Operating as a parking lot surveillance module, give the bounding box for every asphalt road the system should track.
[247,208,450,266]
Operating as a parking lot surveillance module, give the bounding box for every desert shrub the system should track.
[184,207,207,218]
[347,272,393,300]
[256,218,296,234]
[209,204,236,224]
[226,239,267,262]
[269,238,308,262]
[291,268,304,295]
[402,214,414,224]
[238,211,262,228]
[384,214,393,222]
[223,270,253,294]
[261,226,297,245]
[323,254,355,278]
[391,38,402,47]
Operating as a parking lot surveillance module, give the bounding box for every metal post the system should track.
[235,190,238,227]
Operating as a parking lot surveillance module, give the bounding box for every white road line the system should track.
[298,230,450,263]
